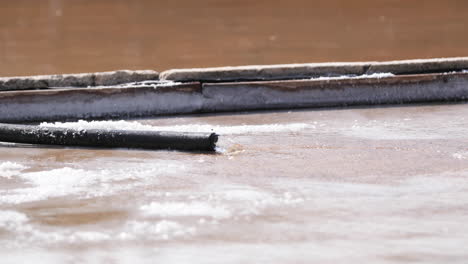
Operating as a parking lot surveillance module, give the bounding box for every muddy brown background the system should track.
[1,0,467,77]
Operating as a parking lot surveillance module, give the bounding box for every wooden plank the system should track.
[160,57,468,82]
[0,70,159,91]
[201,72,468,112]
[0,82,202,122]
[160,62,371,82]
[1,72,468,123]
[367,57,468,75]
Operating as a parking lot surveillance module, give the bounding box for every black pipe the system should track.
[0,123,218,151]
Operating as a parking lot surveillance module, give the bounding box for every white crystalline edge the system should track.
[312,72,394,80]
[0,162,28,178]
[140,202,232,219]
[39,120,312,135]
[116,80,183,88]
[0,161,184,204]
[91,80,183,89]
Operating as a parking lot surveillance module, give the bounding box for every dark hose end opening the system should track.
[209,133,219,151]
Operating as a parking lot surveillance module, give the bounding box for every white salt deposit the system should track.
[1,218,194,247]
[140,202,232,219]
[222,189,273,202]
[453,152,468,160]
[0,167,107,204]
[40,120,311,135]
[2,170,468,257]
[313,72,394,81]
[0,206,198,245]
[66,231,112,243]
[218,188,304,207]
[116,80,183,88]
[0,161,184,204]
[0,211,29,230]
[0,162,28,179]
[120,220,195,241]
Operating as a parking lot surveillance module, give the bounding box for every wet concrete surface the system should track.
[1,103,468,263]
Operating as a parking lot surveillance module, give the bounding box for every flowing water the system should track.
[1,1,468,263]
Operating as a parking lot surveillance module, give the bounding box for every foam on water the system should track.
[40,120,311,135]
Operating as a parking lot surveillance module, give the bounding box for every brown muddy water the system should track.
[1,1,468,263]
[1,0,468,76]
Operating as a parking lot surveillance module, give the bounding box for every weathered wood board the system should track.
[1,72,467,122]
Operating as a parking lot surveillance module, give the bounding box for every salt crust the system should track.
[40,120,311,135]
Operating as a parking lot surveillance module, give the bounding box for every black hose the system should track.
[0,123,218,151]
